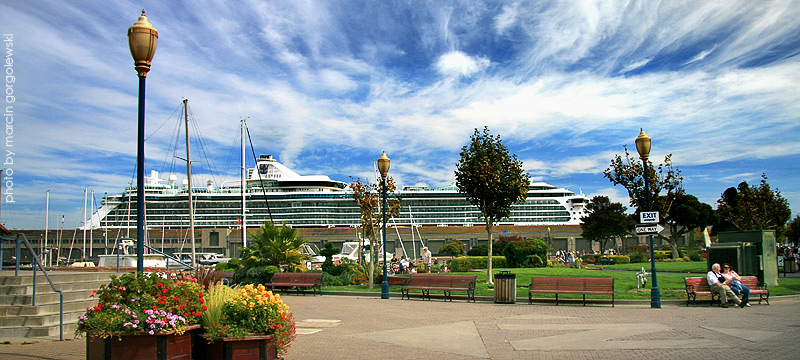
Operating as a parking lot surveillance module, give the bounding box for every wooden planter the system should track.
[85,325,199,360]
[201,334,279,360]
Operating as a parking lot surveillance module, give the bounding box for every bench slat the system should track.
[529,277,614,307]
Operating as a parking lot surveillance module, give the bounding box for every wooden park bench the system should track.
[528,277,614,307]
[401,274,476,302]
[687,276,770,306]
[739,276,769,305]
[684,277,717,306]
[387,275,410,286]
[265,272,323,296]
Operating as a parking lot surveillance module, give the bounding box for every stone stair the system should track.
[0,271,114,338]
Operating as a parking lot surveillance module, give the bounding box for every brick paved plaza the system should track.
[2,293,798,359]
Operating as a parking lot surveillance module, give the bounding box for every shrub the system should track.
[582,254,599,264]
[494,235,525,256]
[688,252,704,262]
[546,259,560,268]
[503,239,548,268]
[439,240,467,255]
[603,255,630,264]
[628,252,648,263]
[525,255,545,268]
[321,272,350,286]
[448,256,507,272]
[215,258,242,272]
[233,265,280,285]
[682,256,691,262]
[467,244,488,256]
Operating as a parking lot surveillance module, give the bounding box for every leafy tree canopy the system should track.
[717,174,791,240]
[454,126,530,283]
[439,240,467,255]
[603,146,683,215]
[786,215,800,245]
[580,196,635,252]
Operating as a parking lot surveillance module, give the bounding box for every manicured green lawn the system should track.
[322,264,800,301]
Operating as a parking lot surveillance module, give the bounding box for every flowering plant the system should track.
[76,272,205,339]
[202,284,296,355]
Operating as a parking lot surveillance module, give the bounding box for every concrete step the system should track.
[0,298,98,316]
[0,271,115,285]
[0,308,86,327]
[0,321,79,338]
[0,288,96,305]
[1,279,109,295]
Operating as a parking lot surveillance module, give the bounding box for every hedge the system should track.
[449,256,507,272]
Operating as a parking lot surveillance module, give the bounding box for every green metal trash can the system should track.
[494,271,516,304]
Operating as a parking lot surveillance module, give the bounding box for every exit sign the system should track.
[640,211,659,223]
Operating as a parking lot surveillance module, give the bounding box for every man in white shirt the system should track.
[422,247,432,273]
[707,263,744,308]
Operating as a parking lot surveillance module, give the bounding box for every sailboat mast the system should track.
[241,119,247,248]
[45,190,49,267]
[90,189,94,259]
[184,99,197,267]
[82,186,87,261]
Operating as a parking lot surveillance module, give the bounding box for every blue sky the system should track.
[1,0,798,230]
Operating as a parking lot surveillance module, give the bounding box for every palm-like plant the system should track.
[241,221,310,272]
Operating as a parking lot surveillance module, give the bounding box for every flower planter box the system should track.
[86,325,199,360]
[201,334,279,360]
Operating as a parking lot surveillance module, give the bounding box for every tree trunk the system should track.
[368,236,375,289]
[485,219,494,285]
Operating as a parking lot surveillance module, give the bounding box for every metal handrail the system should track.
[7,233,65,341]
[115,237,197,272]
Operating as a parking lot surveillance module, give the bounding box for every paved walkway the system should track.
[2,294,799,359]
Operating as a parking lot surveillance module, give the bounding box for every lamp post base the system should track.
[650,287,661,308]
[381,280,389,299]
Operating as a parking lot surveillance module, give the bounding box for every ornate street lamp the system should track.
[128,10,158,273]
[378,152,391,299]
[636,129,661,308]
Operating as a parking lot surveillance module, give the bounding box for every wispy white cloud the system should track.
[435,51,490,78]
[684,46,717,65]
[2,0,799,228]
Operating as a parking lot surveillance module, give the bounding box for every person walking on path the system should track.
[708,263,744,308]
[422,247,432,273]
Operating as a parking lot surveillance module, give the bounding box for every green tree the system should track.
[662,194,717,258]
[350,177,401,288]
[455,126,530,284]
[319,242,340,273]
[580,196,634,252]
[786,215,800,246]
[717,174,791,241]
[604,146,683,254]
[439,240,466,255]
[241,221,310,272]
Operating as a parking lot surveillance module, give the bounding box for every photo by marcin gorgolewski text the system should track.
[4,32,14,206]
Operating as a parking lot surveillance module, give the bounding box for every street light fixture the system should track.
[128,10,158,273]
[378,152,390,299]
[635,129,661,308]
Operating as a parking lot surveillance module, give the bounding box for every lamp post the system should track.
[128,10,158,273]
[378,152,391,299]
[636,129,661,308]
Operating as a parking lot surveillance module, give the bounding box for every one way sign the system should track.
[636,224,664,235]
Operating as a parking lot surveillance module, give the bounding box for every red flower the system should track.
[156,282,164,287]
[179,304,184,310]
[201,305,207,311]
[153,305,158,310]
[184,312,189,317]
[173,296,179,302]
[199,298,204,303]
[162,288,168,293]
[198,292,204,297]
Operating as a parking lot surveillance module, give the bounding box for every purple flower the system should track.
[149,330,155,335]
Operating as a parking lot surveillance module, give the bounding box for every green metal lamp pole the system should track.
[378,152,390,299]
[636,129,661,308]
[128,10,158,273]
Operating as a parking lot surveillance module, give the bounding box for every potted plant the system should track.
[76,271,206,360]
[200,283,296,359]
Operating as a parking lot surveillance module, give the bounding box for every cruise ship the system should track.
[92,155,589,230]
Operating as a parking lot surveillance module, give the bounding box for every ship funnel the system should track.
[207,179,214,191]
